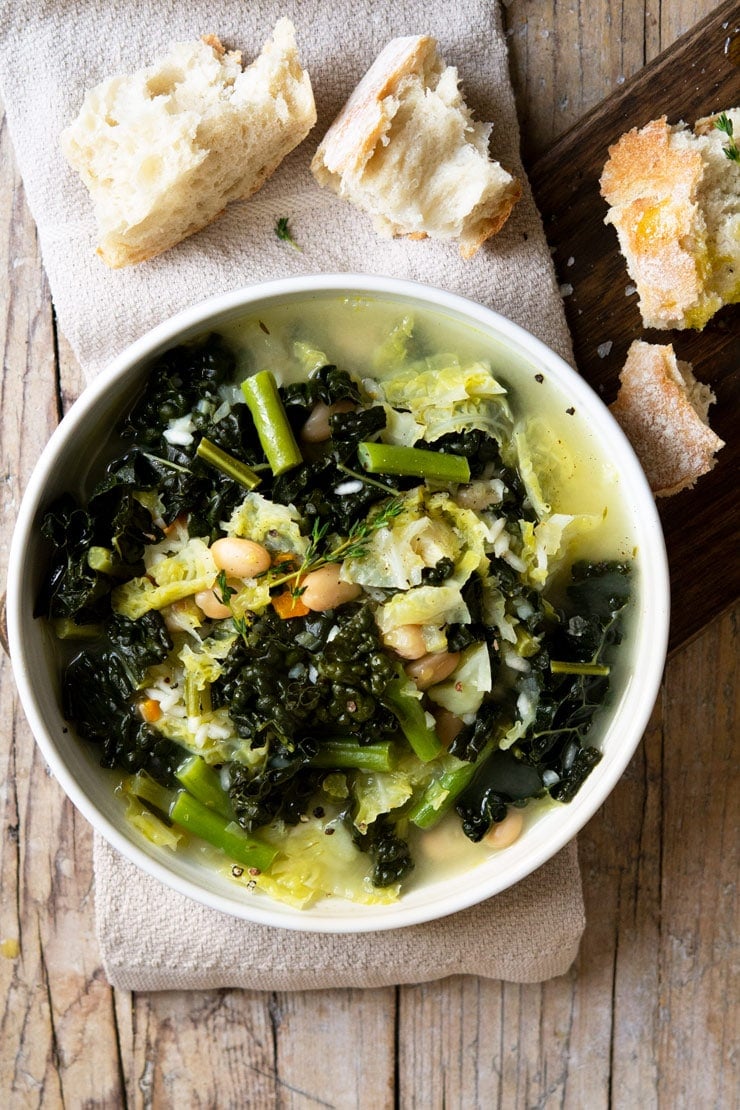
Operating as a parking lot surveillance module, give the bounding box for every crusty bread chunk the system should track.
[609,340,724,496]
[61,20,316,267]
[599,110,740,329]
[311,35,521,258]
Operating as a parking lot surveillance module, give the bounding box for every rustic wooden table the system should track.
[1,2,737,1106]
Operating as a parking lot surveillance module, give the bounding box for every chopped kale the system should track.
[63,611,178,779]
[36,495,113,622]
[123,333,237,446]
[330,405,387,449]
[281,365,361,417]
[106,612,173,680]
[354,817,414,887]
[421,556,455,585]
[228,753,321,829]
[455,748,542,841]
[453,561,631,840]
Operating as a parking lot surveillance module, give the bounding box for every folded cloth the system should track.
[0,0,584,990]
[95,838,585,990]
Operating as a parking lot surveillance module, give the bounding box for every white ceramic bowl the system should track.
[7,275,670,932]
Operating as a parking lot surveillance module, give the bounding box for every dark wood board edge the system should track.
[527,0,740,657]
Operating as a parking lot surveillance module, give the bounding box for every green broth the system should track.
[219,293,635,565]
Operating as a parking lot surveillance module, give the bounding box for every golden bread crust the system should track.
[609,340,724,496]
[459,182,522,258]
[600,118,706,328]
[311,35,519,258]
[312,36,437,181]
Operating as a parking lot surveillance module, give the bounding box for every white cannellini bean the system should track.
[382,624,428,660]
[210,537,271,578]
[300,400,355,443]
[434,707,465,747]
[300,564,362,611]
[485,809,524,850]
[405,651,461,691]
[194,588,233,620]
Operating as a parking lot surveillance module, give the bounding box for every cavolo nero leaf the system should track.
[454,561,631,840]
[218,605,401,830]
[63,611,179,778]
[353,816,414,887]
[36,494,113,622]
[123,333,237,446]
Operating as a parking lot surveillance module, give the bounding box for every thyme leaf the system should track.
[215,570,251,643]
[274,216,302,250]
[268,497,404,592]
[714,112,740,162]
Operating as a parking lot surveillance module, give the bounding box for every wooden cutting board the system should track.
[529,1,740,657]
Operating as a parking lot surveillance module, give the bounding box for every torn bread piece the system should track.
[311,35,521,258]
[599,109,740,329]
[609,340,725,496]
[61,20,316,267]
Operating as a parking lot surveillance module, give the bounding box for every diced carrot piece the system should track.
[272,590,310,619]
[139,698,162,723]
[272,551,297,566]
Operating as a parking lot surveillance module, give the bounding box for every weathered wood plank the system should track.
[121,985,396,1108]
[659,607,738,1110]
[272,988,396,1109]
[0,104,125,1108]
[121,990,278,1109]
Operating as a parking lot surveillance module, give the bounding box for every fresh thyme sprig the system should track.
[268,497,405,596]
[215,570,251,643]
[714,112,740,162]
[274,216,302,251]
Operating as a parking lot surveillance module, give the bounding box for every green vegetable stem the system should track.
[549,660,610,676]
[175,755,234,819]
[196,437,261,490]
[170,790,277,872]
[310,739,397,774]
[241,370,303,476]
[408,737,499,829]
[357,442,471,484]
[383,678,442,763]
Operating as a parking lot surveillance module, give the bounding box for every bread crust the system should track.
[312,36,437,181]
[62,21,316,267]
[600,109,740,328]
[311,35,519,258]
[609,340,724,496]
[600,117,706,329]
[458,187,522,259]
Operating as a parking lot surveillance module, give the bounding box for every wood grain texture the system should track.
[527,0,740,656]
[1,3,737,1107]
[0,110,125,1108]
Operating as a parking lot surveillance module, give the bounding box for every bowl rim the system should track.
[7,273,670,933]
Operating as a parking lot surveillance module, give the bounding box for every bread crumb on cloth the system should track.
[599,109,740,330]
[311,35,521,258]
[609,340,725,496]
[61,20,316,267]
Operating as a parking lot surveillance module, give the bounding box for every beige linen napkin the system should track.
[1,0,585,989]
